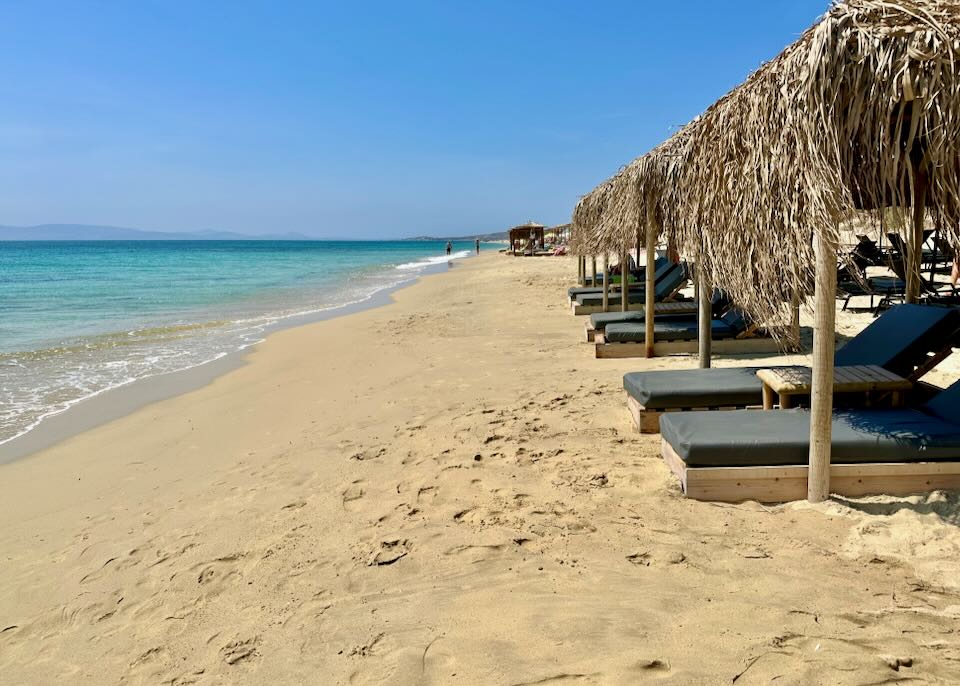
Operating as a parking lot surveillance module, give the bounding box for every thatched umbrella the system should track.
[665,0,960,501]
[570,123,701,352]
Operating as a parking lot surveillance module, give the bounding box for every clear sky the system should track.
[0,1,827,238]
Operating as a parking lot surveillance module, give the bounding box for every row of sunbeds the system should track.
[569,259,781,357]
[618,304,960,501]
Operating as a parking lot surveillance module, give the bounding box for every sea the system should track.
[0,239,486,446]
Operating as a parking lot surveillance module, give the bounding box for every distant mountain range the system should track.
[0,224,512,242]
[0,224,311,241]
[406,231,508,241]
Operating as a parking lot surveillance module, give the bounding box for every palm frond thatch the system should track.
[671,0,960,324]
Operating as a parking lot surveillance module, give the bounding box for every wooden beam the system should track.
[602,253,610,312]
[577,255,583,285]
[790,290,801,352]
[698,268,712,368]
[644,223,656,358]
[907,167,928,303]
[807,231,838,502]
[621,247,629,312]
[591,256,597,291]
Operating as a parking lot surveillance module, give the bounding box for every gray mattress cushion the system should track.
[590,311,646,328]
[661,408,960,467]
[624,367,764,409]
[604,320,735,343]
[834,304,960,374]
[919,379,960,425]
[590,311,699,330]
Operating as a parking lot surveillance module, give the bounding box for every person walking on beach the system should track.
[446,241,452,256]
[475,239,480,254]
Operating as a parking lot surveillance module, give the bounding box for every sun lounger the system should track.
[568,258,670,302]
[584,290,732,341]
[579,257,668,288]
[659,379,960,502]
[622,304,960,432]
[572,263,688,315]
[595,308,778,358]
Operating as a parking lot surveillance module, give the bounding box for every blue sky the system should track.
[0,1,827,238]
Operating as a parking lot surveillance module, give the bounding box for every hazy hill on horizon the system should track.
[0,224,510,242]
[0,224,311,241]
[406,231,508,241]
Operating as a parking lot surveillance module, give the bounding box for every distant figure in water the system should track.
[446,241,452,256]
[475,239,480,254]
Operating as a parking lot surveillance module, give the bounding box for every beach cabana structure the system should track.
[508,221,546,255]
[651,0,960,502]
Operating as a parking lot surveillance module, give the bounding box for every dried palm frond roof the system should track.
[675,0,960,323]
[569,119,698,257]
[570,176,616,255]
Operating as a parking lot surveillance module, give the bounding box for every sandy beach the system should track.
[3,253,960,684]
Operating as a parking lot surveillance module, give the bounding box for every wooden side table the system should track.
[756,365,912,410]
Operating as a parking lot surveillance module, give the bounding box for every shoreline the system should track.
[3,252,960,684]
[0,257,462,464]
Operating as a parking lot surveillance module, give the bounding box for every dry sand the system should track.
[2,253,960,684]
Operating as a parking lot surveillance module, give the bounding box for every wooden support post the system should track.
[602,254,610,312]
[644,227,656,358]
[790,290,801,352]
[621,247,629,312]
[698,268,712,368]
[907,168,928,303]
[807,231,838,503]
[591,256,597,289]
[636,229,642,271]
[579,256,585,286]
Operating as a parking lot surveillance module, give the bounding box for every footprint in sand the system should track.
[220,636,260,665]
[368,539,410,566]
[341,480,366,511]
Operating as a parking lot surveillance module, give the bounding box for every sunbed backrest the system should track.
[834,304,960,375]
[923,379,960,425]
[654,265,685,297]
[711,289,733,313]
[718,308,749,334]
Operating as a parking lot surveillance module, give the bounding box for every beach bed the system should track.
[659,380,960,503]
[595,309,779,358]
[584,290,731,342]
[584,301,697,341]
[567,258,670,305]
[577,257,668,289]
[572,264,687,315]
[622,304,960,432]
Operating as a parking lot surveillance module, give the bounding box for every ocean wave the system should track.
[0,250,464,449]
[395,250,471,271]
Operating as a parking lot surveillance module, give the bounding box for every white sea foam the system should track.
[0,250,469,450]
[395,250,471,270]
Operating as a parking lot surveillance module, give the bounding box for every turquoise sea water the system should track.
[0,239,485,444]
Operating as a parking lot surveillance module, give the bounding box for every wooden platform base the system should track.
[585,320,596,342]
[626,395,757,433]
[596,337,782,359]
[661,440,960,503]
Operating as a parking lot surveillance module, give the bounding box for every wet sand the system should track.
[2,253,960,684]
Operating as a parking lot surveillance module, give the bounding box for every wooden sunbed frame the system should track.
[594,331,781,359]
[627,395,760,433]
[661,439,960,503]
[625,346,955,433]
